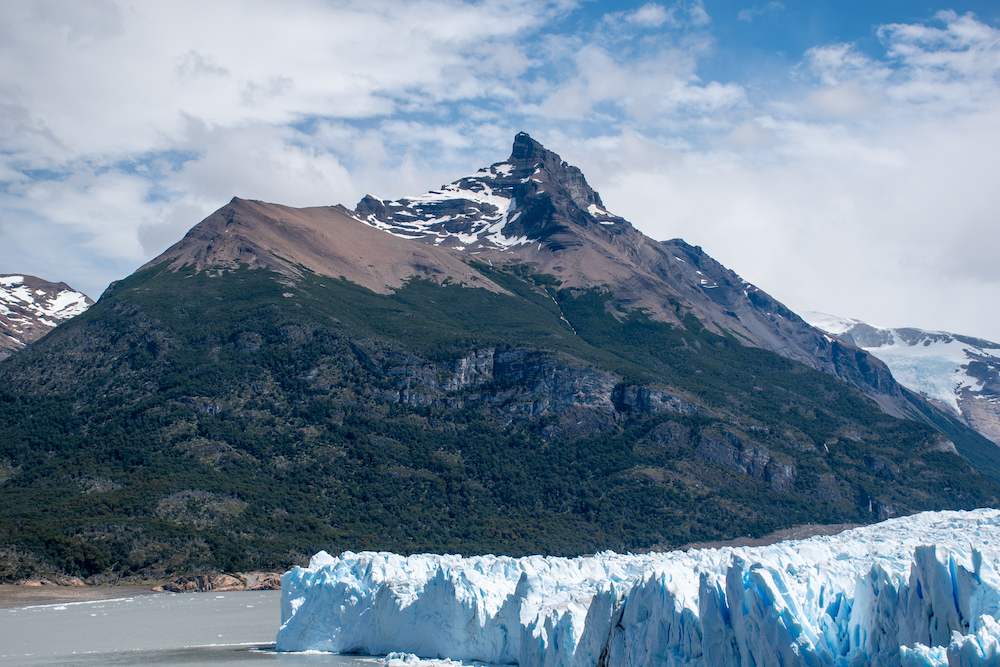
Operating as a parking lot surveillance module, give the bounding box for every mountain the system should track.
[805,312,1000,447]
[0,274,92,361]
[1,134,998,582]
[353,134,925,417]
[155,134,927,422]
[147,133,989,462]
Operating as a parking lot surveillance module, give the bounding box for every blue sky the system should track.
[2,0,999,341]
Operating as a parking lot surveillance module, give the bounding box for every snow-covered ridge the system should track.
[803,311,1000,438]
[357,164,532,251]
[0,275,90,322]
[354,141,622,254]
[0,274,92,355]
[278,509,1000,667]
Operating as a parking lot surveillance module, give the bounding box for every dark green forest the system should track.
[1,262,997,581]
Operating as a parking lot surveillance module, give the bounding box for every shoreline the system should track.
[0,583,165,610]
[0,522,861,610]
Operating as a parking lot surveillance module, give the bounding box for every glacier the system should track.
[277,509,1000,667]
[802,311,1000,417]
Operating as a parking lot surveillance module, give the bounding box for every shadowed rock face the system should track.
[0,274,92,361]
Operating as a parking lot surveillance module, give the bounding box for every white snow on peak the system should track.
[44,290,91,318]
[587,203,615,223]
[803,311,1000,414]
[801,311,876,337]
[0,276,91,345]
[278,509,1000,667]
[473,163,514,179]
[358,173,536,251]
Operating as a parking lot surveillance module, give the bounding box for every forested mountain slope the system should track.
[1,136,997,582]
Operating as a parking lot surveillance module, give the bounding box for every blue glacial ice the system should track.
[277,509,1000,666]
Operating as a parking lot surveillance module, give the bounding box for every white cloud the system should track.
[529,41,744,124]
[3,2,1000,344]
[724,119,778,148]
[29,0,125,43]
[737,2,785,23]
[603,0,710,31]
[174,50,230,80]
[581,10,1000,341]
[804,80,885,118]
[625,3,671,28]
[175,123,356,207]
[0,0,556,164]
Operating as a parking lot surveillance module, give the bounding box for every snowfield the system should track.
[278,509,1000,666]
[802,311,1000,416]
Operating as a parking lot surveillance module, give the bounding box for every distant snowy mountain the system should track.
[0,274,92,361]
[804,311,1000,446]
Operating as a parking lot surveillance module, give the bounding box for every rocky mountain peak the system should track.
[0,274,92,361]
[352,133,626,253]
[507,132,605,213]
[509,131,545,164]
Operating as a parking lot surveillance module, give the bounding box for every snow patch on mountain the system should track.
[278,509,1000,667]
[1,274,92,358]
[356,164,534,251]
[803,312,1000,417]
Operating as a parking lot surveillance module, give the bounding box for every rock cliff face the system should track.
[352,343,708,423]
[156,571,281,593]
[0,275,91,361]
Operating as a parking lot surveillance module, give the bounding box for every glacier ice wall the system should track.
[277,509,1000,667]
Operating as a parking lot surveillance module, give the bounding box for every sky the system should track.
[2,0,999,342]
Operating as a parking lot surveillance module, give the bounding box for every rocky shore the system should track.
[0,570,282,610]
[152,571,281,593]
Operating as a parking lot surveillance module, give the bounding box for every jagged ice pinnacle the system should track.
[278,509,1000,667]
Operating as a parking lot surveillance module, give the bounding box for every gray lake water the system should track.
[0,590,377,667]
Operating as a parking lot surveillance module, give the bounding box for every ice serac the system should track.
[278,509,1000,667]
[0,274,92,361]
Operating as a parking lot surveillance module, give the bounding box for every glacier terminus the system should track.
[278,509,1000,667]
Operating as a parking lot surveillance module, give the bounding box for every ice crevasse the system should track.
[277,509,1000,667]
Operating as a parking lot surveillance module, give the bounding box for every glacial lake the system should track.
[0,590,376,667]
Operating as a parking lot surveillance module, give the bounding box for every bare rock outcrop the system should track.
[19,576,87,587]
[155,571,281,593]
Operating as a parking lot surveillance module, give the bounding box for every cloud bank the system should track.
[1,1,998,342]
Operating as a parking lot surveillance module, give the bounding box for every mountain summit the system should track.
[355,132,614,252]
